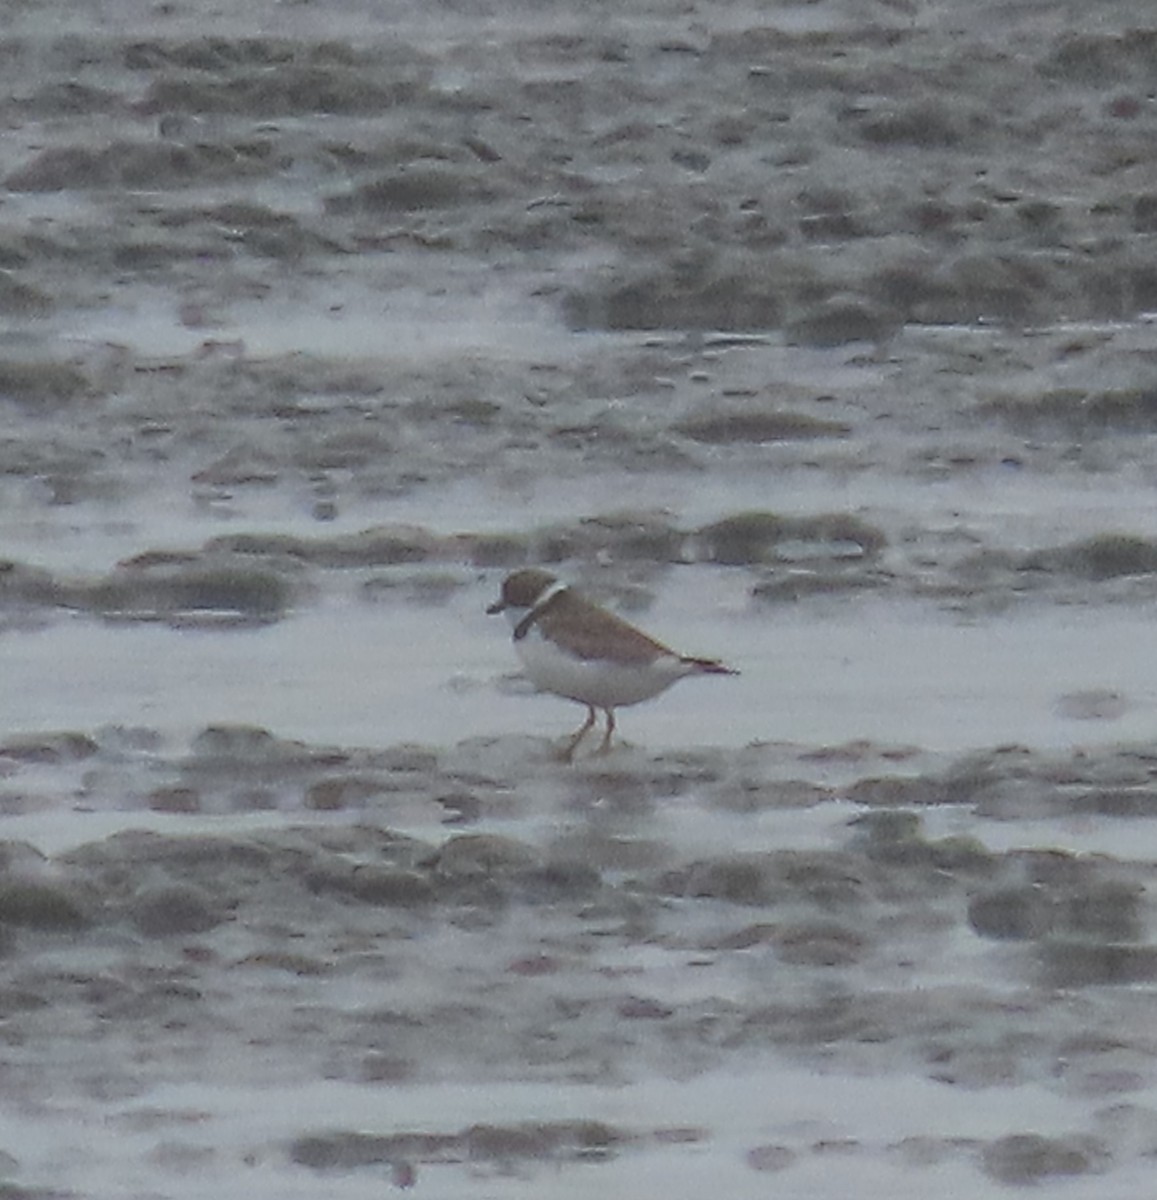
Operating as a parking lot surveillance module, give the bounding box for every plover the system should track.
[488,568,737,760]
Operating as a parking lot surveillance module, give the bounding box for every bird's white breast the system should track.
[513,622,691,709]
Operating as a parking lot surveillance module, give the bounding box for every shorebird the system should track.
[488,568,737,760]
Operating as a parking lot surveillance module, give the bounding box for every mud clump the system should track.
[855,101,966,150]
[0,273,53,317]
[7,141,277,191]
[0,360,90,407]
[676,855,777,906]
[674,410,849,444]
[0,732,99,764]
[979,388,1157,434]
[1020,534,1157,580]
[0,881,88,930]
[425,834,539,879]
[332,166,502,213]
[345,867,435,908]
[751,571,887,603]
[968,887,1055,941]
[528,512,686,566]
[92,564,293,622]
[292,1119,625,1171]
[850,809,994,872]
[772,921,866,967]
[695,511,886,566]
[129,883,223,937]
[563,269,784,332]
[1036,943,1157,988]
[969,869,1143,946]
[122,36,374,72]
[141,63,423,117]
[206,526,437,567]
[304,776,390,811]
[0,559,292,625]
[187,724,313,765]
[784,295,902,348]
[147,786,202,814]
[982,1133,1109,1185]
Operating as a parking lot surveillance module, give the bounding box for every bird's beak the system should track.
[486,598,505,615]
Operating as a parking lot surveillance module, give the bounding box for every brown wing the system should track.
[532,590,674,665]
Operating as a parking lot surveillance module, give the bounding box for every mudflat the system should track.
[2,0,1157,1194]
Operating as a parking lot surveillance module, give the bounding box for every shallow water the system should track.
[3,592,1154,753]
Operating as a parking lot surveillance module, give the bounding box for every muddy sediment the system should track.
[4,0,1157,1194]
[1,728,1157,1187]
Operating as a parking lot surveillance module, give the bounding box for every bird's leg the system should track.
[596,709,616,756]
[559,705,597,762]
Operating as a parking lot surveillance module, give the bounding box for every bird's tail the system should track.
[682,656,739,676]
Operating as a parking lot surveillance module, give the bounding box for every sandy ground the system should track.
[4,0,1157,1195]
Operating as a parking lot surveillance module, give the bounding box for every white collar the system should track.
[528,578,569,615]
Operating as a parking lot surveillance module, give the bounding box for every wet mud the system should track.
[4,0,1157,1195]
